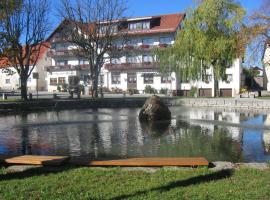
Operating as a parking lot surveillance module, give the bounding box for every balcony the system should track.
[104,62,159,70]
[47,50,78,58]
[46,64,90,72]
[109,44,171,55]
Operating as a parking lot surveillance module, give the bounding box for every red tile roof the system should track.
[0,42,50,68]
[123,13,185,35]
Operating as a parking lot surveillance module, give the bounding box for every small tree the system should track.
[157,0,245,96]
[0,0,51,100]
[59,0,126,98]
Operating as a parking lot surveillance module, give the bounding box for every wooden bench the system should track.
[0,155,69,166]
[70,157,209,167]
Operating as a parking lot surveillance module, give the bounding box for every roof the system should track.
[47,12,185,41]
[0,42,50,68]
[123,13,185,35]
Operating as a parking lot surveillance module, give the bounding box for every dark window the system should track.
[161,76,171,83]
[143,74,154,84]
[5,79,10,84]
[58,77,66,85]
[56,60,68,66]
[127,73,137,83]
[50,78,57,85]
[111,72,121,84]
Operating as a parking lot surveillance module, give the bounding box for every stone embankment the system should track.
[169,98,270,110]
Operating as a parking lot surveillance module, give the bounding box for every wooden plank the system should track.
[0,155,69,166]
[70,157,209,167]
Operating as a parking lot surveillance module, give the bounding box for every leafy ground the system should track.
[0,166,270,200]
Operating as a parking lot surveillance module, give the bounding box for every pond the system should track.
[0,107,270,162]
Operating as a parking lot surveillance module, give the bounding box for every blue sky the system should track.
[125,0,262,17]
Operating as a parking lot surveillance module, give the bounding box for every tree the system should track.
[244,0,270,65]
[0,0,51,100]
[157,0,245,96]
[59,0,126,98]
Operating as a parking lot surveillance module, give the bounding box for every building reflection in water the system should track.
[1,107,270,162]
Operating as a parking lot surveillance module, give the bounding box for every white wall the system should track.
[263,45,270,91]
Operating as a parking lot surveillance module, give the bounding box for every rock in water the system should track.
[139,95,171,122]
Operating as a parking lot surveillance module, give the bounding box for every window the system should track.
[226,74,233,82]
[111,58,121,64]
[160,37,172,44]
[161,76,171,83]
[142,38,155,45]
[50,78,57,85]
[111,72,121,84]
[79,60,89,65]
[58,77,66,85]
[143,74,154,84]
[99,75,104,85]
[5,79,10,84]
[56,60,68,66]
[127,73,137,84]
[81,75,90,84]
[99,25,118,34]
[142,21,150,29]
[129,21,150,31]
[143,55,154,63]
[126,56,137,63]
[202,74,212,83]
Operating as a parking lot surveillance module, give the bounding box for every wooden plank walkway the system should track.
[0,155,209,167]
[0,155,69,166]
[70,157,209,167]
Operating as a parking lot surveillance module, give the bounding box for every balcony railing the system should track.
[109,43,171,52]
[104,62,159,70]
[47,50,78,57]
[46,64,90,71]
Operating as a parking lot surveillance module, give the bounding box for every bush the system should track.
[159,88,168,95]
[127,88,139,95]
[240,87,248,94]
[144,85,157,94]
[189,87,198,97]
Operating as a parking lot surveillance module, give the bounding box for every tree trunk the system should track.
[92,76,99,98]
[20,76,28,101]
[214,79,219,97]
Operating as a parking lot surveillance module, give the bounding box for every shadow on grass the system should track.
[110,169,233,200]
[0,165,77,181]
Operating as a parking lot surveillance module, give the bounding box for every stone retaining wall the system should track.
[172,98,270,109]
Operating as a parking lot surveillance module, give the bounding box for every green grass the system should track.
[0,166,270,200]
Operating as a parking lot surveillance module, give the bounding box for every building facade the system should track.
[45,13,242,97]
[263,42,270,91]
[0,44,51,91]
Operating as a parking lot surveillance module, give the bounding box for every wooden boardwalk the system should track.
[70,157,209,167]
[0,155,209,167]
[0,155,69,166]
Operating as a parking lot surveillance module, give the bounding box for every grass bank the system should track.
[0,166,270,199]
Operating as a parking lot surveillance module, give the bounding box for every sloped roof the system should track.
[0,43,50,68]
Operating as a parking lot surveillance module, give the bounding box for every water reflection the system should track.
[0,107,270,162]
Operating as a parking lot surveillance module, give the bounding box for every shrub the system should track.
[189,87,198,97]
[127,88,139,95]
[144,85,157,94]
[160,88,168,95]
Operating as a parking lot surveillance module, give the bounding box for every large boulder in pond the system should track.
[139,95,171,122]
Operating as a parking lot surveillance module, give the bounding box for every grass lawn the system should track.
[0,166,270,200]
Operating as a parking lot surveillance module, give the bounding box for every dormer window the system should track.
[129,21,150,31]
[99,24,118,34]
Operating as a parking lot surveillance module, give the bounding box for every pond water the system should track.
[0,107,270,162]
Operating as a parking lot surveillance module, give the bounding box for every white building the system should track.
[45,13,242,97]
[0,44,51,91]
[263,41,270,91]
